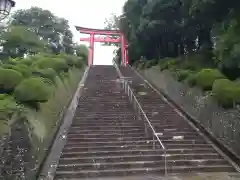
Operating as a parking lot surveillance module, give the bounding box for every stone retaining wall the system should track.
[141,67,240,159]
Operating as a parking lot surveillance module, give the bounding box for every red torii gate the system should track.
[75,26,128,66]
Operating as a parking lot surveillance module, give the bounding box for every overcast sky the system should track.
[12,0,126,65]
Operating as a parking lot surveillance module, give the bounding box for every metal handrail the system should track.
[113,62,167,175]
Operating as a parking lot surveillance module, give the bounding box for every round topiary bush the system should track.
[33,58,69,73]
[11,64,32,77]
[160,59,178,71]
[186,73,197,87]
[32,68,57,84]
[0,69,23,93]
[145,61,152,69]
[176,70,193,81]
[0,94,9,100]
[0,95,19,125]
[1,64,14,69]
[20,59,33,66]
[137,61,146,70]
[195,69,225,91]
[71,58,83,69]
[212,79,240,108]
[14,77,53,104]
[57,54,83,68]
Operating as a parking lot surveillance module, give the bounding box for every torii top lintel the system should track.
[75,26,121,35]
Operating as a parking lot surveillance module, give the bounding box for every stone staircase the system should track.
[53,65,238,179]
[54,66,164,179]
[118,65,238,173]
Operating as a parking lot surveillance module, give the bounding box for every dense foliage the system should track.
[0,6,89,179]
[104,0,240,108]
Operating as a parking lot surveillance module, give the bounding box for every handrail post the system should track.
[164,149,167,176]
[153,135,155,150]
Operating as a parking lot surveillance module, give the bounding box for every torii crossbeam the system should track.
[75,26,128,66]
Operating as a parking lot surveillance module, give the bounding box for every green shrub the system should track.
[32,68,57,83]
[33,58,69,73]
[133,61,139,68]
[145,59,158,68]
[176,70,193,81]
[6,58,20,65]
[14,77,53,104]
[186,73,197,87]
[145,61,152,69]
[0,95,19,129]
[180,60,200,71]
[0,69,23,93]
[160,59,178,71]
[20,58,33,66]
[12,64,32,77]
[137,61,146,70]
[72,58,83,69]
[1,64,14,69]
[2,64,31,77]
[57,54,83,69]
[195,69,225,91]
[212,79,240,108]
[59,71,69,80]
[0,94,9,100]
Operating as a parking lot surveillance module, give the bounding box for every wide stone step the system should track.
[54,165,235,179]
[58,153,222,164]
[65,139,207,147]
[78,103,129,107]
[68,128,144,134]
[63,144,155,152]
[67,136,148,142]
[78,105,130,108]
[154,131,199,136]
[67,132,146,138]
[75,112,135,116]
[66,135,204,142]
[57,159,229,172]
[71,122,140,126]
[71,125,142,129]
[157,127,196,132]
[67,132,144,137]
[75,115,136,120]
[62,143,214,153]
[61,148,218,158]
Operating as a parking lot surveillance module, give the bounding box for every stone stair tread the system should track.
[56,164,234,174]
[63,143,213,150]
[62,148,218,155]
[59,152,220,161]
[58,159,228,167]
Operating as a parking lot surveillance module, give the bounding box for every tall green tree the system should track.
[0,26,45,58]
[105,0,240,71]
[9,7,75,54]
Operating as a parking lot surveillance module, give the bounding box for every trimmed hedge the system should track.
[145,59,158,69]
[0,94,19,119]
[12,64,32,77]
[195,69,225,91]
[175,70,193,82]
[160,59,178,71]
[14,77,53,103]
[32,58,69,73]
[212,79,240,108]
[0,68,23,93]
[186,73,197,87]
[32,68,57,84]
